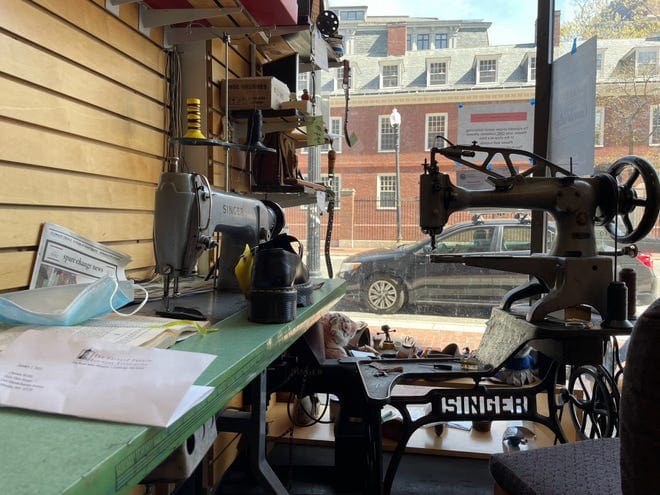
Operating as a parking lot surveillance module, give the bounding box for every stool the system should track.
[489,437,621,495]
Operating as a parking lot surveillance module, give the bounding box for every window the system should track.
[596,51,604,79]
[435,33,448,49]
[417,34,430,50]
[502,226,530,252]
[427,61,447,86]
[334,66,345,92]
[378,115,397,152]
[297,72,309,94]
[651,105,660,146]
[328,116,343,153]
[477,58,497,83]
[380,63,400,88]
[321,174,341,209]
[407,33,412,51]
[636,48,658,77]
[377,175,396,209]
[595,107,604,147]
[527,56,536,82]
[425,113,448,150]
[339,10,364,21]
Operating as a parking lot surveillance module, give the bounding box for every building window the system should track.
[528,56,536,82]
[650,105,660,146]
[417,34,430,50]
[378,115,397,151]
[426,113,448,150]
[328,117,343,153]
[596,51,604,79]
[339,10,364,21]
[298,72,309,94]
[435,33,448,49]
[334,66,345,92]
[407,33,412,51]
[477,58,497,83]
[321,174,341,209]
[595,106,604,147]
[427,61,447,86]
[377,175,396,209]
[636,48,658,77]
[380,64,400,88]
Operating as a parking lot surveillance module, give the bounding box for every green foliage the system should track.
[561,0,659,40]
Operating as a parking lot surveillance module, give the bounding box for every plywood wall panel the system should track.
[0,0,164,101]
[0,77,164,156]
[0,121,162,182]
[0,33,165,130]
[0,164,155,211]
[0,208,154,248]
[0,253,33,291]
[33,0,167,75]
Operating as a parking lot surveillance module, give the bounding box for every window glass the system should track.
[426,113,447,149]
[417,34,430,50]
[428,61,447,86]
[435,33,448,49]
[377,175,396,209]
[477,59,497,83]
[378,115,397,151]
[381,64,399,88]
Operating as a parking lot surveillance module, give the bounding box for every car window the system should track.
[436,226,495,253]
[502,226,530,252]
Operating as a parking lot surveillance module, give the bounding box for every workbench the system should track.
[0,278,345,495]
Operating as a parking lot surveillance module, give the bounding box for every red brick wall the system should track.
[387,24,407,56]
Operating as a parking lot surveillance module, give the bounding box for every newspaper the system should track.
[0,314,210,352]
[30,223,131,289]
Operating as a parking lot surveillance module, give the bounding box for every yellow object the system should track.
[234,244,254,297]
[183,97,206,139]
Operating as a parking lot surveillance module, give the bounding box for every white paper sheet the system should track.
[0,330,216,427]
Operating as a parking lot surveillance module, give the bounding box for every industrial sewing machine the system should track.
[153,168,285,318]
[420,141,660,326]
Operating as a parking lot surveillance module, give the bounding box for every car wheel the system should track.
[364,275,405,314]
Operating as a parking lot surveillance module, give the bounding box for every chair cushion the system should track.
[489,438,621,495]
[620,298,660,494]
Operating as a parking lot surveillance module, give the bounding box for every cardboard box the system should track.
[279,99,313,114]
[221,77,291,111]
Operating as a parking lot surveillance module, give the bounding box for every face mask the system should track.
[0,276,136,326]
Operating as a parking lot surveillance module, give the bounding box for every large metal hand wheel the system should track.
[605,155,660,244]
[566,365,620,440]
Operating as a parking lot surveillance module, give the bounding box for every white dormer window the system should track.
[596,51,604,79]
[427,59,448,86]
[476,57,498,84]
[527,55,536,82]
[636,48,658,77]
[380,62,401,89]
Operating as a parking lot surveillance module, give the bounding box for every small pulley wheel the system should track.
[316,10,339,36]
[605,155,660,243]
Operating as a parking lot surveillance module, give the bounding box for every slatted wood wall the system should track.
[0,0,274,294]
[0,0,168,292]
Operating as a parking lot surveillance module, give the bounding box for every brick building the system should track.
[292,6,660,246]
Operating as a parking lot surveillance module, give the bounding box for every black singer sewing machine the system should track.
[153,168,285,319]
[419,141,660,326]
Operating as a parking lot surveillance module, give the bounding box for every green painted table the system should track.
[0,278,345,495]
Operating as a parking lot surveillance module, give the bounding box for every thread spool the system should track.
[620,267,637,320]
[602,281,632,329]
[183,97,206,139]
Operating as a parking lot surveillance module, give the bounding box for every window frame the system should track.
[594,106,604,148]
[425,113,448,151]
[377,174,397,210]
[379,62,401,89]
[435,33,448,49]
[417,33,430,50]
[650,105,660,147]
[378,115,398,152]
[635,48,658,78]
[527,54,536,82]
[476,56,498,84]
[426,59,448,86]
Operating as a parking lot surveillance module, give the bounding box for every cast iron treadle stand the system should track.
[355,307,632,495]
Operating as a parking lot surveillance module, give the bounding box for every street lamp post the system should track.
[390,108,402,242]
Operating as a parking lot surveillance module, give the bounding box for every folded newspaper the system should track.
[0,330,216,427]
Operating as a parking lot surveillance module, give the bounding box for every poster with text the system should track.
[457,102,534,151]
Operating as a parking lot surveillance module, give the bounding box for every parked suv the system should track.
[337,217,656,314]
